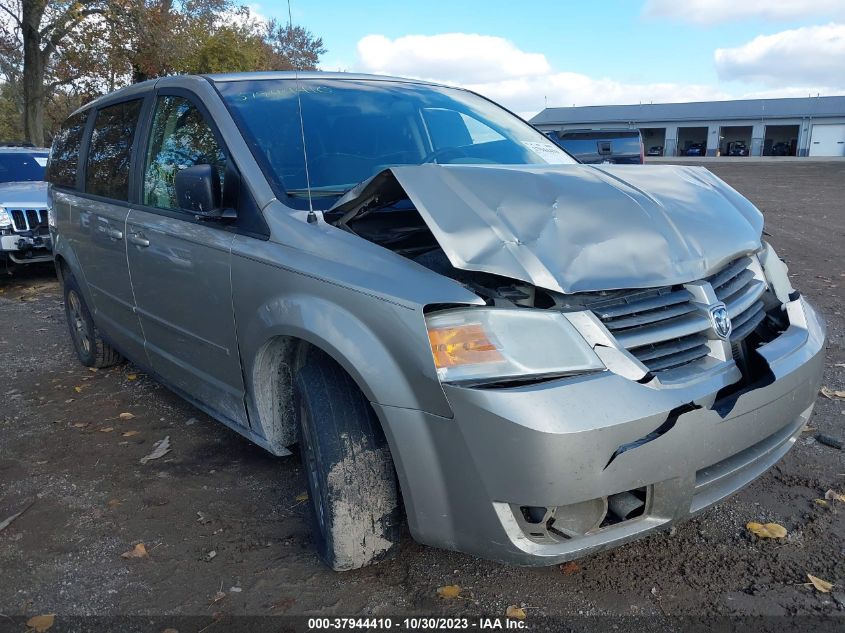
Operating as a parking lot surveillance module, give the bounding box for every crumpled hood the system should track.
[337,163,763,294]
[0,181,49,207]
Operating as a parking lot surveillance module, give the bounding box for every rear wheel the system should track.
[63,273,122,368]
[294,350,401,570]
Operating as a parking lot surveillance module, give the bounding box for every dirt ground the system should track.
[1,162,843,630]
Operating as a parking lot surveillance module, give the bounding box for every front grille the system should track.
[592,256,770,373]
[8,208,48,232]
[708,256,767,341]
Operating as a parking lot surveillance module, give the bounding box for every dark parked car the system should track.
[547,129,644,164]
[685,143,705,157]
[771,142,791,156]
[646,145,663,157]
[728,142,749,157]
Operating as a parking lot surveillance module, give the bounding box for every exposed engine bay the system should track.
[325,165,788,388]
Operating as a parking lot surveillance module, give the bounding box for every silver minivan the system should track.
[48,72,825,570]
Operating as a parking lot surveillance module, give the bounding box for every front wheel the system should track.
[294,350,401,570]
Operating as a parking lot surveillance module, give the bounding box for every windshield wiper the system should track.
[287,186,354,198]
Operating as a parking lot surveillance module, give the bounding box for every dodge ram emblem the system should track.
[708,302,732,340]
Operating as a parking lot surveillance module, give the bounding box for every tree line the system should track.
[0,0,326,146]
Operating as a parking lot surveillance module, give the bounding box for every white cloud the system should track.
[715,23,845,87]
[354,33,732,116]
[644,0,845,25]
[352,31,845,118]
[356,33,550,85]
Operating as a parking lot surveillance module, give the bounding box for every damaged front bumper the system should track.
[377,296,825,565]
[0,233,53,264]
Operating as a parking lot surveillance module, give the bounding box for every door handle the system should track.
[128,232,150,248]
[106,228,124,240]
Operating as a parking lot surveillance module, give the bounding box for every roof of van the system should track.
[206,71,440,85]
[69,71,453,118]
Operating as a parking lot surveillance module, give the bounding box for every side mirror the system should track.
[174,164,222,217]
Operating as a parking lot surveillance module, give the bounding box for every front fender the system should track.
[247,292,442,412]
[231,240,459,449]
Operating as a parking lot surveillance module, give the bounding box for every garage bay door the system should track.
[809,124,845,156]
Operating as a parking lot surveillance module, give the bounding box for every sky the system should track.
[253,0,845,117]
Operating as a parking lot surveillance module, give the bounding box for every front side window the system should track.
[143,96,226,211]
[85,100,142,200]
[217,79,574,201]
[47,110,88,188]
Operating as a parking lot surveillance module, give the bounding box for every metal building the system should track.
[531,96,845,157]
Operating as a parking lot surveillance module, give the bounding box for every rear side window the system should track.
[85,100,143,200]
[47,111,88,188]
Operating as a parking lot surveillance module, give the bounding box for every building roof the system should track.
[530,95,845,126]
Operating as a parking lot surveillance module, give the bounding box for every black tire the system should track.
[294,350,401,570]
[62,272,122,368]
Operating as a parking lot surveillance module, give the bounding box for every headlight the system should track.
[425,308,605,385]
[0,207,10,228]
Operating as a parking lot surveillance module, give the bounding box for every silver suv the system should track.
[0,145,52,266]
[49,73,826,571]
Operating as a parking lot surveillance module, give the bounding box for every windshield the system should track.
[0,152,47,183]
[216,78,575,198]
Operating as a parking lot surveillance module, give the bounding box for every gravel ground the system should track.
[0,162,843,631]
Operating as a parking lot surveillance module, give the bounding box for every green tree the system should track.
[0,1,327,145]
[0,82,23,141]
[265,19,325,70]
[0,0,109,146]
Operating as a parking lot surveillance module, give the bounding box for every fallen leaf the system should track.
[161,629,178,633]
[814,499,829,508]
[824,489,845,502]
[820,386,845,399]
[746,521,788,539]
[505,605,526,620]
[107,499,122,509]
[807,574,834,593]
[87,367,99,373]
[72,422,88,428]
[270,596,296,612]
[140,436,171,464]
[295,492,309,502]
[437,585,462,599]
[99,427,114,433]
[209,590,226,605]
[559,561,582,575]
[122,430,139,437]
[26,614,55,632]
[126,374,138,381]
[73,386,83,393]
[118,412,135,420]
[121,543,149,559]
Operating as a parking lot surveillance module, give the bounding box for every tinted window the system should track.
[557,132,641,156]
[47,111,88,188]
[144,96,226,211]
[85,100,142,200]
[0,153,46,183]
[217,79,574,198]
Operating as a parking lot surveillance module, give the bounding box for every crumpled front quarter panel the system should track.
[389,163,764,293]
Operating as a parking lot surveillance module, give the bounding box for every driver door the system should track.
[125,93,248,427]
